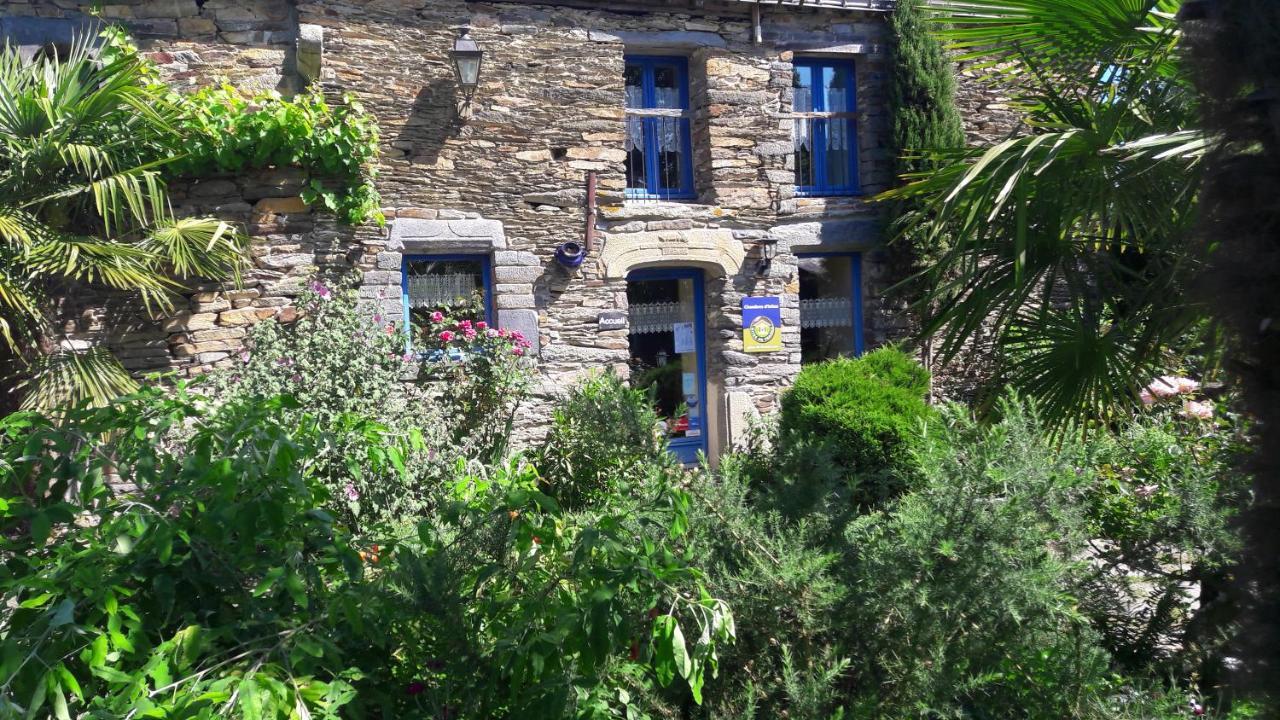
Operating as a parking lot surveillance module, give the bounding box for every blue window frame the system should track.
[796,252,864,363]
[401,254,494,351]
[624,56,696,200]
[792,58,860,196]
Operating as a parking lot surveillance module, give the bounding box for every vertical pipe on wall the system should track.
[752,3,763,44]
[585,171,598,253]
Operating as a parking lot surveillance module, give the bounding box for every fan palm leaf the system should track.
[878,0,1206,428]
[0,32,247,412]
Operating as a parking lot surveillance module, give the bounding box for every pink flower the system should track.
[373,314,383,325]
[457,320,473,331]
[1147,376,1180,399]
[512,347,524,357]
[1174,377,1201,394]
[430,311,445,323]
[463,328,477,340]
[439,330,455,342]
[402,352,415,363]
[239,350,251,363]
[1182,400,1214,421]
[291,373,302,383]
[344,483,360,502]
[476,321,487,331]
[485,328,499,338]
[309,280,332,299]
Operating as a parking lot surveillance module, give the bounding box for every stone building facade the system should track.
[1,0,1019,461]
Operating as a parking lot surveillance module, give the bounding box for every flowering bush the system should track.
[203,281,447,530]
[415,309,533,462]
[1077,380,1250,675]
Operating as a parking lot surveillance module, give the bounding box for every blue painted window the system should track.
[792,58,859,196]
[401,254,493,350]
[624,56,696,200]
[797,252,864,362]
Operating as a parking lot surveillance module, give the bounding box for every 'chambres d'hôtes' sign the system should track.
[742,296,782,353]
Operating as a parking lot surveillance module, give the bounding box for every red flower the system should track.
[406,681,427,696]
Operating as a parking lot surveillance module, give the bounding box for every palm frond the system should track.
[17,346,139,412]
[932,0,1182,79]
[23,234,179,313]
[141,217,247,280]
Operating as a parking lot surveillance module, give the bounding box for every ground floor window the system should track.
[798,253,864,363]
[402,255,493,346]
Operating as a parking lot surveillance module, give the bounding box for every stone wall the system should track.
[2,0,1019,455]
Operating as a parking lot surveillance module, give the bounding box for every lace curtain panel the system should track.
[407,273,478,309]
[794,117,851,152]
[800,297,854,329]
[629,301,694,335]
[626,115,687,153]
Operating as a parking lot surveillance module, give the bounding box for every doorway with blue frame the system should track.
[625,267,709,465]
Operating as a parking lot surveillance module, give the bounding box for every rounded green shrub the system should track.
[778,347,934,505]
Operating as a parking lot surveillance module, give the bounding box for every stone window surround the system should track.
[382,215,541,354]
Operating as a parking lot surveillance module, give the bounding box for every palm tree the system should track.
[0,31,245,411]
[878,0,1208,427]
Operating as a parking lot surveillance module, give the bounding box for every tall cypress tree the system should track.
[887,0,965,179]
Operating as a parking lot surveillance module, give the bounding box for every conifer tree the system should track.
[887,0,965,179]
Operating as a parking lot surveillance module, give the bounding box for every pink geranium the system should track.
[476,321,487,331]
[439,330,455,342]
[463,328,477,340]
[430,311,445,323]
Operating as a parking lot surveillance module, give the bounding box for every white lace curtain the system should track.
[794,117,851,153]
[407,273,478,309]
[629,301,694,335]
[625,116,686,154]
[800,297,854,329]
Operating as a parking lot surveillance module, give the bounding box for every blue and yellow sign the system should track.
[742,296,782,353]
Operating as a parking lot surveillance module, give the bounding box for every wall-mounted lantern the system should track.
[450,30,484,96]
[755,237,780,276]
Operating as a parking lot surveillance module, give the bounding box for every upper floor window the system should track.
[624,56,695,200]
[793,58,859,196]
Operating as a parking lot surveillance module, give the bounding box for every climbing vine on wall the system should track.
[172,87,384,225]
[100,26,384,226]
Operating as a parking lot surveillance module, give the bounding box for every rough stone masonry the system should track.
[0,0,1021,459]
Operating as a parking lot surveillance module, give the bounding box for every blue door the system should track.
[626,268,709,465]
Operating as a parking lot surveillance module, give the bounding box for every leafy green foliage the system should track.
[778,348,935,507]
[171,86,383,225]
[0,389,389,718]
[1073,400,1250,675]
[0,388,734,719]
[202,281,442,531]
[876,0,1207,428]
[841,399,1110,717]
[0,31,245,411]
[536,370,675,510]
